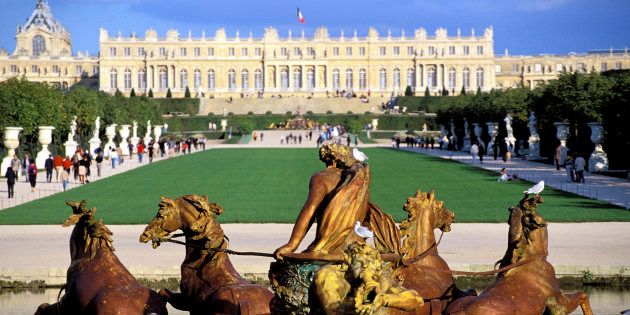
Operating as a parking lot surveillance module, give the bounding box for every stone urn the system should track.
[220,119,228,132]
[153,125,163,141]
[486,122,499,156]
[587,122,608,172]
[371,119,379,131]
[1,127,23,173]
[473,123,485,148]
[35,126,55,169]
[119,125,131,156]
[553,122,570,165]
[105,124,118,151]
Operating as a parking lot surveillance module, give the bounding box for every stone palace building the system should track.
[1,0,629,98]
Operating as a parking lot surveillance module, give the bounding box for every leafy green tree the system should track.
[476,86,482,95]
[114,88,123,97]
[404,85,413,96]
[424,86,430,97]
[166,88,172,98]
[460,85,466,95]
[442,86,448,96]
[184,86,191,98]
[148,89,154,98]
[130,88,136,97]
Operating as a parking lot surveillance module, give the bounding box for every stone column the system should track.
[587,122,609,172]
[119,125,131,156]
[35,126,55,169]
[486,122,499,156]
[1,127,23,173]
[554,122,570,165]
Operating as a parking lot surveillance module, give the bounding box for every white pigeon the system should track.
[352,148,369,162]
[354,221,374,239]
[524,180,545,195]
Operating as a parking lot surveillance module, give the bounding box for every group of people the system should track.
[4,154,38,198]
[392,135,436,149]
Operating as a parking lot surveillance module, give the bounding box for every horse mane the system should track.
[399,189,442,259]
[499,195,547,268]
[178,195,225,243]
[83,219,115,259]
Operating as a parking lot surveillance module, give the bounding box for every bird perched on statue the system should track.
[354,221,374,239]
[352,148,369,162]
[524,180,545,195]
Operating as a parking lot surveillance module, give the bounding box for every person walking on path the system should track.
[27,160,37,192]
[470,143,479,164]
[95,151,103,177]
[5,167,16,198]
[555,144,562,170]
[565,154,575,182]
[478,142,485,164]
[574,154,587,183]
[62,156,72,175]
[137,142,145,163]
[110,148,119,169]
[10,155,21,182]
[23,153,30,182]
[53,154,63,182]
[60,167,69,191]
[44,154,54,183]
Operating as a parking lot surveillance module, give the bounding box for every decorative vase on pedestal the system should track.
[371,119,379,131]
[89,137,102,156]
[104,124,118,151]
[119,125,131,156]
[153,125,163,141]
[486,122,499,156]
[220,119,228,132]
[587,122,609,172]
[473,123,485,149]
[35,126,55,169]
[462,118,471,152]
[1,127,23,173]
[554,122,570,165]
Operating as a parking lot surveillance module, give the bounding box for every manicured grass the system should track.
[0,148,627,225]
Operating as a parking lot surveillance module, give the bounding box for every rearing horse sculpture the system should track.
[445,194,593,315]
[36,200,167,315]
[139,195,274,315]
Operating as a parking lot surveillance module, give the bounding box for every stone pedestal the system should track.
[587,122,609,172]
[1,127,23,173]
[35,126,55,169]
[119,125,131,156]
[463,138,471,152]
[153,125,163,141]
[486,122,499,156]
[89,138,102,156]
[371,119,379,131]
[526,135,542,160]
[104,124,117,151]
[64,141,78,158]
[554,122,570,165]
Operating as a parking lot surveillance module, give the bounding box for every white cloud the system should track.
[517,0,569,11]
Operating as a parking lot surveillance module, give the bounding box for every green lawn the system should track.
[0,148,628,225]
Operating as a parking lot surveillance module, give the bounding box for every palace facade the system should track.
[1,1,628,98]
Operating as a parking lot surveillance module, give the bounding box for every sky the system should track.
[0,0,628,56]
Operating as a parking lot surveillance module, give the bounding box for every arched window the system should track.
[254,69,262,90]
[476,67,484,88]
[379,68,387,90]
[137,69,146,90]
[32,35,45,56]
[241,69,249,90]
[207,69,215,91]
[427,67,436,88]
[462,68,470,89]
[345,69,353,89]
[393,68,400,89]
[109,69,118,90]
[406,68,415,89]
[228,69,236,90]
[123,69,132,90]
[448,68,456,89]
[332,69,340,90]
[281,68,289,89]
[359,69,367,90]
[306,68,315,89]
[293,66,302,89]
[194,69,201,88]
[180,69,188,89]
[158,69,168,90]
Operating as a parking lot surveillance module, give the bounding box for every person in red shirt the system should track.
[137,143,145,163]
[62,156,72,175]
[53,154,64,182]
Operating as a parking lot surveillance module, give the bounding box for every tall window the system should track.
[194,69,201,89]
[254,48,262,56]
[123,69,132,90]
[293,67,302,89]
[359,47,366,56]
[379,47,386,56]
[393,46,400,55]
[406,68,415,88]
[346,47,352,56]
[32,35,46,56]
[228,48,235,56]
[333,47,339,56]
[359,69,367,90]
[208,47,215,56]
[138,69,146,90]
[463,46,470,55]
[601,62,608,71]
[449,46,455,55]
[332,69,340,90]
[345,69,353,89]
[228,69,236,90]
[194,47,200,56]
[427,68,436,88]
[52,65,59,74]
[110,47,117,56]
[241,69,249,90]
[306,68,315,89]
[180,69,188,89]
[281,68,289,89]
[476,46,483,55]
[379,68,387,90]
[448,68,456,89]
[241,48,248,57]
[75,65,82,75]
[393,68,400,88]
[159,69,168,90]
[180,48,187,57]
[462,68,470,89]
[207,69,215,91]
[476,67,484,88]
[124,47,131,56]
[254,69,262,90]
[109,69,118,90]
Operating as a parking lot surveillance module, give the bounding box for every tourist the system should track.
[53,154,63,182]
[253,131,257,141]
[554,144,562,170]
[72,153,80,181]
[60,167,69,191]
[574,154,586,183]
[23,153,30,182]
[498,168,509,182]
[63,156,72,174]
[137,142,145,163]
[95,151,103,177]
[11,154,21,182]
[27,159,37,192]
[44,154,54,183]
[565,153,575,182]
[110,148,118,169]
[5,167,16,198]
[260,133,264,142]
[116,146,124,164]
[148,140,155,163]
[478,142,485,164]
[127,142,134,159]
[78,154,90,184]
[470,143,479,164]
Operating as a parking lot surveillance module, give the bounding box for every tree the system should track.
[148,88,154,98]
[114,88,123,97]
[404,85,413,96]
[424,86,430,97]
[130,88,136,97]
[476,86,482,95]
[460,85,466,95]
[184,86,191,98]
[166,88,172,98]
[442,86,449,96]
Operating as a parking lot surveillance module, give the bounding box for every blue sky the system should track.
[0,0,628,56]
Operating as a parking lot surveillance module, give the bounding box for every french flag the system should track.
[297,7,305,24]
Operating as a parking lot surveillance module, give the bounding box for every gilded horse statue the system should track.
[139,195,274,315]
[36,200,167,315]
[445,194,593,315]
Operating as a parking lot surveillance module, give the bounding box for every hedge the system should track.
[155,98,200,115]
